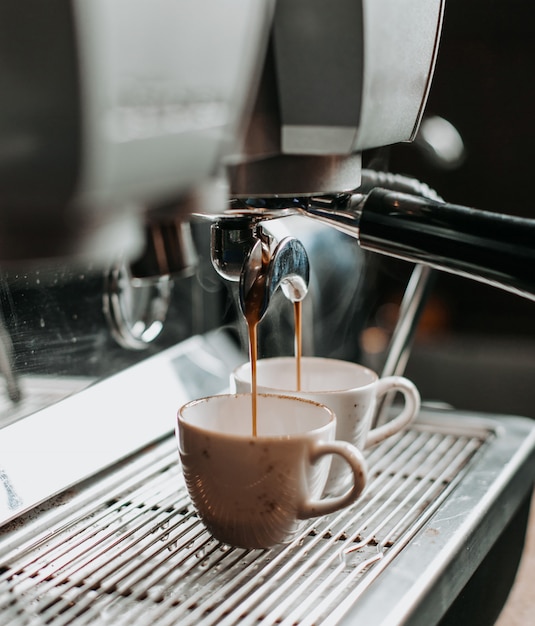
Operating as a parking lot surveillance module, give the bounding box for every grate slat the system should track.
[0,422,491,625]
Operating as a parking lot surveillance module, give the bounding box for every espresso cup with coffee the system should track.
[177,393,367,549]
[231,357,420,494]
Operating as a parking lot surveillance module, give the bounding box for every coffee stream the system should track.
[244,274,266,437]
[294,300,302,392]
[245,277,303,436]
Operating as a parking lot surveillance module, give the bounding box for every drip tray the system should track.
[1,409,534,625]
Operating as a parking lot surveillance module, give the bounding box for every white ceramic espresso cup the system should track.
[177,393,367,549]
[231,357,420,494]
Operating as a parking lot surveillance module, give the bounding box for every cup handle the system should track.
[298,441,367,518]
[365,376,421,448]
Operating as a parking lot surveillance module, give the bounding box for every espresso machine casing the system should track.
[229,0,444,196]
[0,0,273,265]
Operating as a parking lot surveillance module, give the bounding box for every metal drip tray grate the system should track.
[0,413,502,626]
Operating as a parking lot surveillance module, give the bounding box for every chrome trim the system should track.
[103,261,173,350]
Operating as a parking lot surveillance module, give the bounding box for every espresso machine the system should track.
[1,1,534,625]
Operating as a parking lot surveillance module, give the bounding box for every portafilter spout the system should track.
[239,236,309,323]
[210,216,309,321]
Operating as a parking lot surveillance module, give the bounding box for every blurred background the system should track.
[372,0,535,419]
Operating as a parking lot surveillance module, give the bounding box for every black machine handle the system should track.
[358,188,535,300]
